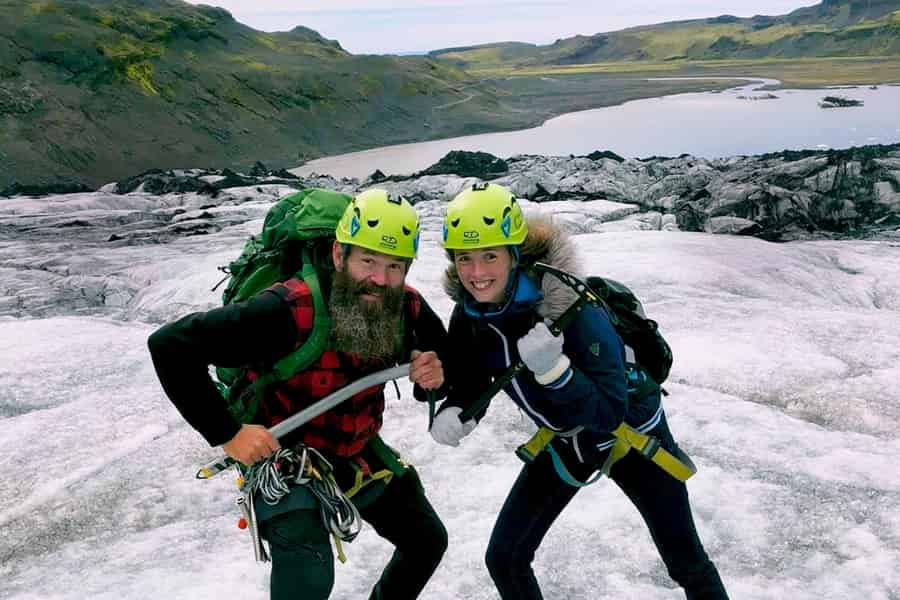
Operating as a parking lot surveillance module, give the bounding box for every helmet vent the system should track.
[402,226,411,236]
[483,216,495,225]
[367,219,379,227]
[451,218,460,227]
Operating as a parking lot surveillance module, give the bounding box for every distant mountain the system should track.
[430,0,900,68]
[0,0,507,187]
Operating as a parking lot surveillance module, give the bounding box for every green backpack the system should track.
[213,188,353,423]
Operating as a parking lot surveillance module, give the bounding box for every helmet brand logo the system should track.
[381,235,398,248]
[462,230,479,242]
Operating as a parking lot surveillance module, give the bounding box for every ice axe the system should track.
[196,363,410,479]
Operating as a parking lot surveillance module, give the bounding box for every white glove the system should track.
[516,321,571,386]
[430,407,477,447]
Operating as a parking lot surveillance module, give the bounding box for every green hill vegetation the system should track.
[0,0,522,187]
[430,0,900,70]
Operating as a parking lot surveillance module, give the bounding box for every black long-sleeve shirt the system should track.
[148,286,448,447]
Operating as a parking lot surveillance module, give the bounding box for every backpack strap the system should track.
[237,246,333,421]
[626,364,661,399]
[270,247,332,380]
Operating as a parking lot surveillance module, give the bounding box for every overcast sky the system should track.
[186,0,818,54]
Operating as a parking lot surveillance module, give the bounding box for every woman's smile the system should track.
[455,247,514,304]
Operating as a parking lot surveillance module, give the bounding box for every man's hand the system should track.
[222,424,281,465]
[409,350,444,390]
[430,406,476,447]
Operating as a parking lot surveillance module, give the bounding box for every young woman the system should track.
[430,182,729,599]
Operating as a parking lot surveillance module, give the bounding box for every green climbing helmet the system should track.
[442,182,527,250]
[336,188,420,258]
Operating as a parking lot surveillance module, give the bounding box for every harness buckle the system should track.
[636,435,660,459]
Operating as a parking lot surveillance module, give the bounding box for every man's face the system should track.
[328,242,409,363]
[332,243,408,302]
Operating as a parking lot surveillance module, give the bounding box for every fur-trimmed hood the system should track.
[443,216,582,321]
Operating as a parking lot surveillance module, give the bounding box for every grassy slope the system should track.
[0,0,524,187]
[431,1,900,71]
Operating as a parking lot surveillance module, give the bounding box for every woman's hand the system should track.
[430,407,477,446]
[517,322,572,386]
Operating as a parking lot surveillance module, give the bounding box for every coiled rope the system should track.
[243,445,361,545]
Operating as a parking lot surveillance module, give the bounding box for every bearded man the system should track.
[148,189,449,600]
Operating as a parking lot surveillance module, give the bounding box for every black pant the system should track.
[485,417,729,600]
[260,466,447,600]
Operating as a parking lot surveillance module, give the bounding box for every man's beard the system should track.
[328,268,405,364]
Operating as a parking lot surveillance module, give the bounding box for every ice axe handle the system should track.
[195,364,411,480]
[458,361,527,423]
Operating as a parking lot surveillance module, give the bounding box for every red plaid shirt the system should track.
[250,278,421,457]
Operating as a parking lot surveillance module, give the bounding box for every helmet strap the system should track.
[340,243,353,265]
[510,245,520,266]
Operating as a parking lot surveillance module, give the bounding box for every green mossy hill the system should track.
[430,0,900,69]
[0,0,507,187]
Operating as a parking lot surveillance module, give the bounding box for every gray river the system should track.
[293,79,900,180]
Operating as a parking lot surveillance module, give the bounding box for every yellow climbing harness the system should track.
[517,423,696,483]
[332,436,411,561]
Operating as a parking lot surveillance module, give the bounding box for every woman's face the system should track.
[454,246,514,304]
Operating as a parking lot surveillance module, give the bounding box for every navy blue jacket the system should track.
[441,271,663,466]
